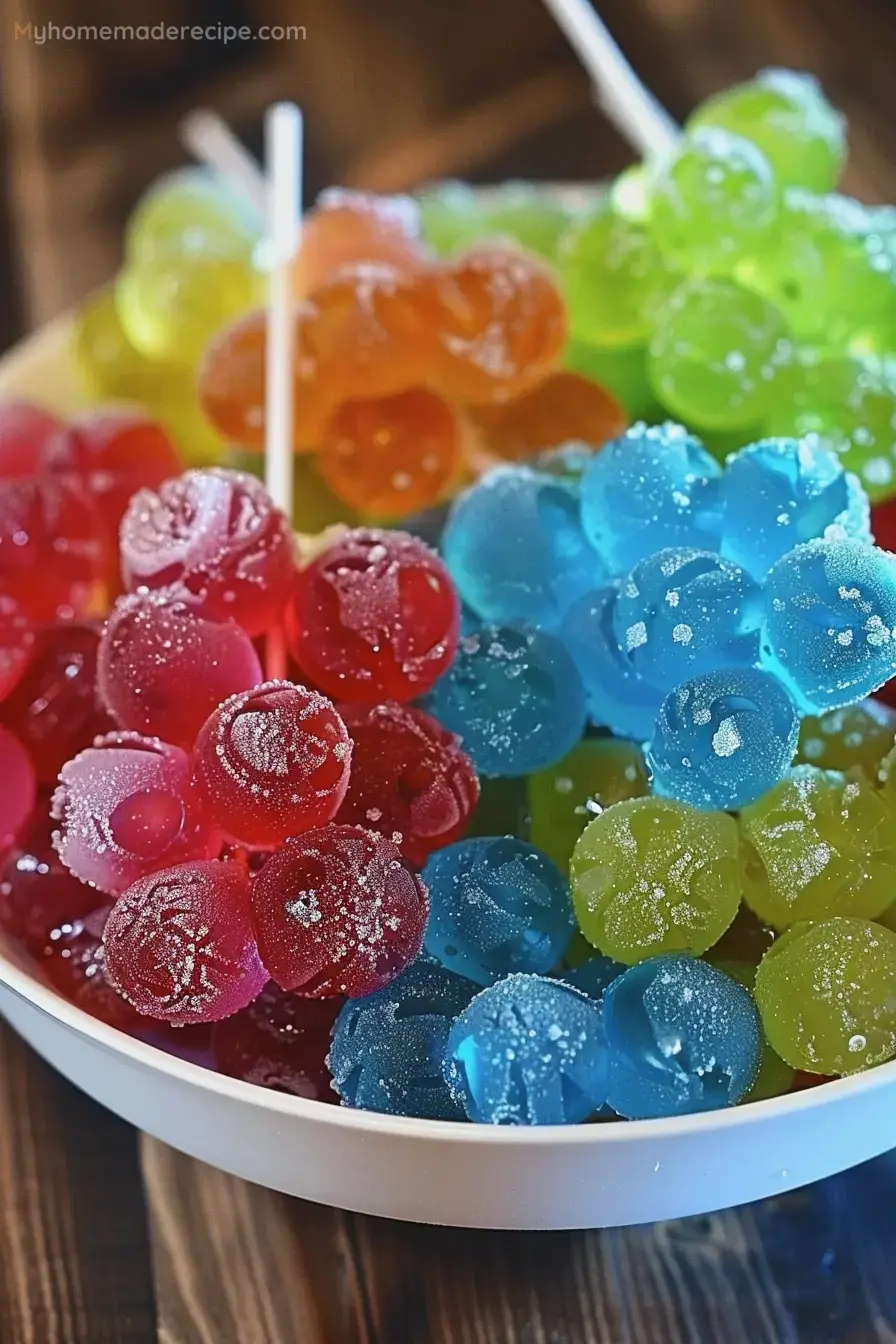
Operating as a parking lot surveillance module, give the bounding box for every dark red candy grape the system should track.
[0,725,36,857]
[0,806,100,951]
[0,474,105,621]
[285,528,459,702]
[192,680,351,848]
[251,825,428,998]
[103,860,268,1024]
[0,400,65,476]
[40,905,143,1030]
[337,701,479,865]
[0,592,33,705]
[211,982,340,1100]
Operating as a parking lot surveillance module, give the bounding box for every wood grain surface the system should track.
[1,0,895,1339]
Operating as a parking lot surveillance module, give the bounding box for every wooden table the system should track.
[1,0,895,1338]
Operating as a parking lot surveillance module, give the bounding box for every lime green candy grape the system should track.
[564,339,659,421]
[610,166,650,224]
[740,765,896,930]
[708,959,795,1100]
[688,68,845,195]
[420,181,576,261]
[558,197,681,349]
[797,701,896,778]
[648,127,780,273]
[125,167,262,265]
[570,795,742,965]
[73,288,192,407]
[418,182,485,256]
[754,917,896,1074]
[528,737,648,874]
[648,277,792,430]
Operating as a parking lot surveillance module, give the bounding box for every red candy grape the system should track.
[0,725,36,856]
[211,982,340,1100]
[98,588,263,750]
[286,528,459,702]
[40,904,143,1030]
[120,468,295,637]
[251,825,428,998]
[192,680,351,848]
[0,474,104,621]
[0,400,64,476]
[43,408,180,484]
[0,622,113,784]
[103,860,268,1024]
[52,730,219,895]
[0,807,100,952]
[0,592,33,704]
[337,701,479,865]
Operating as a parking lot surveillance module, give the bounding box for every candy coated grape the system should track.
[41,905,142,1030]
[73,289,193,409]
[648,278,792,430]
[649,127,780,272]
[286,528,459,703]
[603,954,761,1119]
[443,464,606,629]
[211,983,340,1101]
[192,680,351,849]
[52,730,219,895]
[687,68,845,194]
[328,961,475,1120]
[570,796,742,965]
[0,810,100,952]
[560,954,625,1001]
[740,765,896,927]
[418,181,484,256]
[98,589,263,750]
[251,826,428,998]
[797,701,896,777]
[125,166,261,265]
[0,474,105,622]
[422,836,575,985]
[564,339,659,422]
[561,586,663,739]
[44,408,181,485]
[317,387,462,520]
[579,422,722,576]
[469,370,627,462]
[0,593,33,705]
[336,701,478,866]
[719,435,869,579]
[647,666,800,811]
[425,621,586,777]
[613,547,763,693]
[104,860,268,1024]
[0,400,64,476]
[0,725,36,855]
[477,182,576,260]
[754,917,896,1074]
[293,189,425,297]
[443,973,608,1125]
[762,538,896,710]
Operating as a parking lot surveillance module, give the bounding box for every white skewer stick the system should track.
[263,103,302,518]
[540,0,680,160]
[180,108,267,217]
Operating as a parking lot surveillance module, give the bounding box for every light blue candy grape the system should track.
[442,973,609,1125]
[426,622,587,777]
[603,955,762,1119]
[423,837,575,985]
[762,538,896,710]
[327,962,477,1121]
[579,422,722,576]
[561,586,663,740]
[719,435,871,579]
[612,547,763,694]
[647,666,800,810]
[561,955,625,1001]
[442,464,605,629]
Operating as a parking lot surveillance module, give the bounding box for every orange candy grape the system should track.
[292,189,427,297]
[469,370,628,461]
[318,387,463,519]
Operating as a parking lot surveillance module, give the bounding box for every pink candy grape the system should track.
[40,904,143,1030]
[0,725,36,856]
[0,593,33,704]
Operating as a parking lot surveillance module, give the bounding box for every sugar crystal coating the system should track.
[603,954,761,1118]
[328,961,476,1120]
[0,473,105,623]
[211,983,340,1101]
[560,586,663,740]
[103,860,268,1024]
[443,973,608,1125]
[422,836,575,985]
[796,700,896,777]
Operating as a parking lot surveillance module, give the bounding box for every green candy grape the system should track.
[125,167,261,266]
[570,796,742,965]
[418,181,485,256]
[558,198,681,349]
[706,958,795,1101]
[610,165,650,224]
[564,339,660,420]
[740,765,896,929]
[478,182,575,261]
[687,68,846,194]
[648,277,792,430]
[754,917,896,1074]
[796,701,896,778]
[648,127,780,273]
[463,776,530,842]
[528,737,648,874]
[73,288,190,407]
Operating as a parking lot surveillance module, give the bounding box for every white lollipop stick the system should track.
[180,108,267,217]
[540,0,680,159]
[263,102,302,518]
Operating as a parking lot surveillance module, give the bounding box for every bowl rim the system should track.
[3,942,894,1145]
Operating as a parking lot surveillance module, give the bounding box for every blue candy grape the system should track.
[647,666,800,810]
[426,622,587,777]
[720,435,871,579]
[603,954,762,1119]
[579,422,722,575]
[328,961,477,1121]
[561,586,663,740]
[422,836,575,985]
[442,973,608,1125]
[613,547,763,693]
[442,464,605,629]
[762,538,896,710]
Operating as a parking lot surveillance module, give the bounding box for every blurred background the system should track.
[0,0,893,348]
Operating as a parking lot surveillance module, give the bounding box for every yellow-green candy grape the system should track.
[754,917,896,1074]
[528,737,648,874]
[797,701,896,778]
[708,958,795,1101]
[569,795,742,965]
[73,288,192,407]
[740,765,896,930]
[125,166,262,265]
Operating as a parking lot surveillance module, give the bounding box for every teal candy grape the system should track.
[561,586,663,740]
